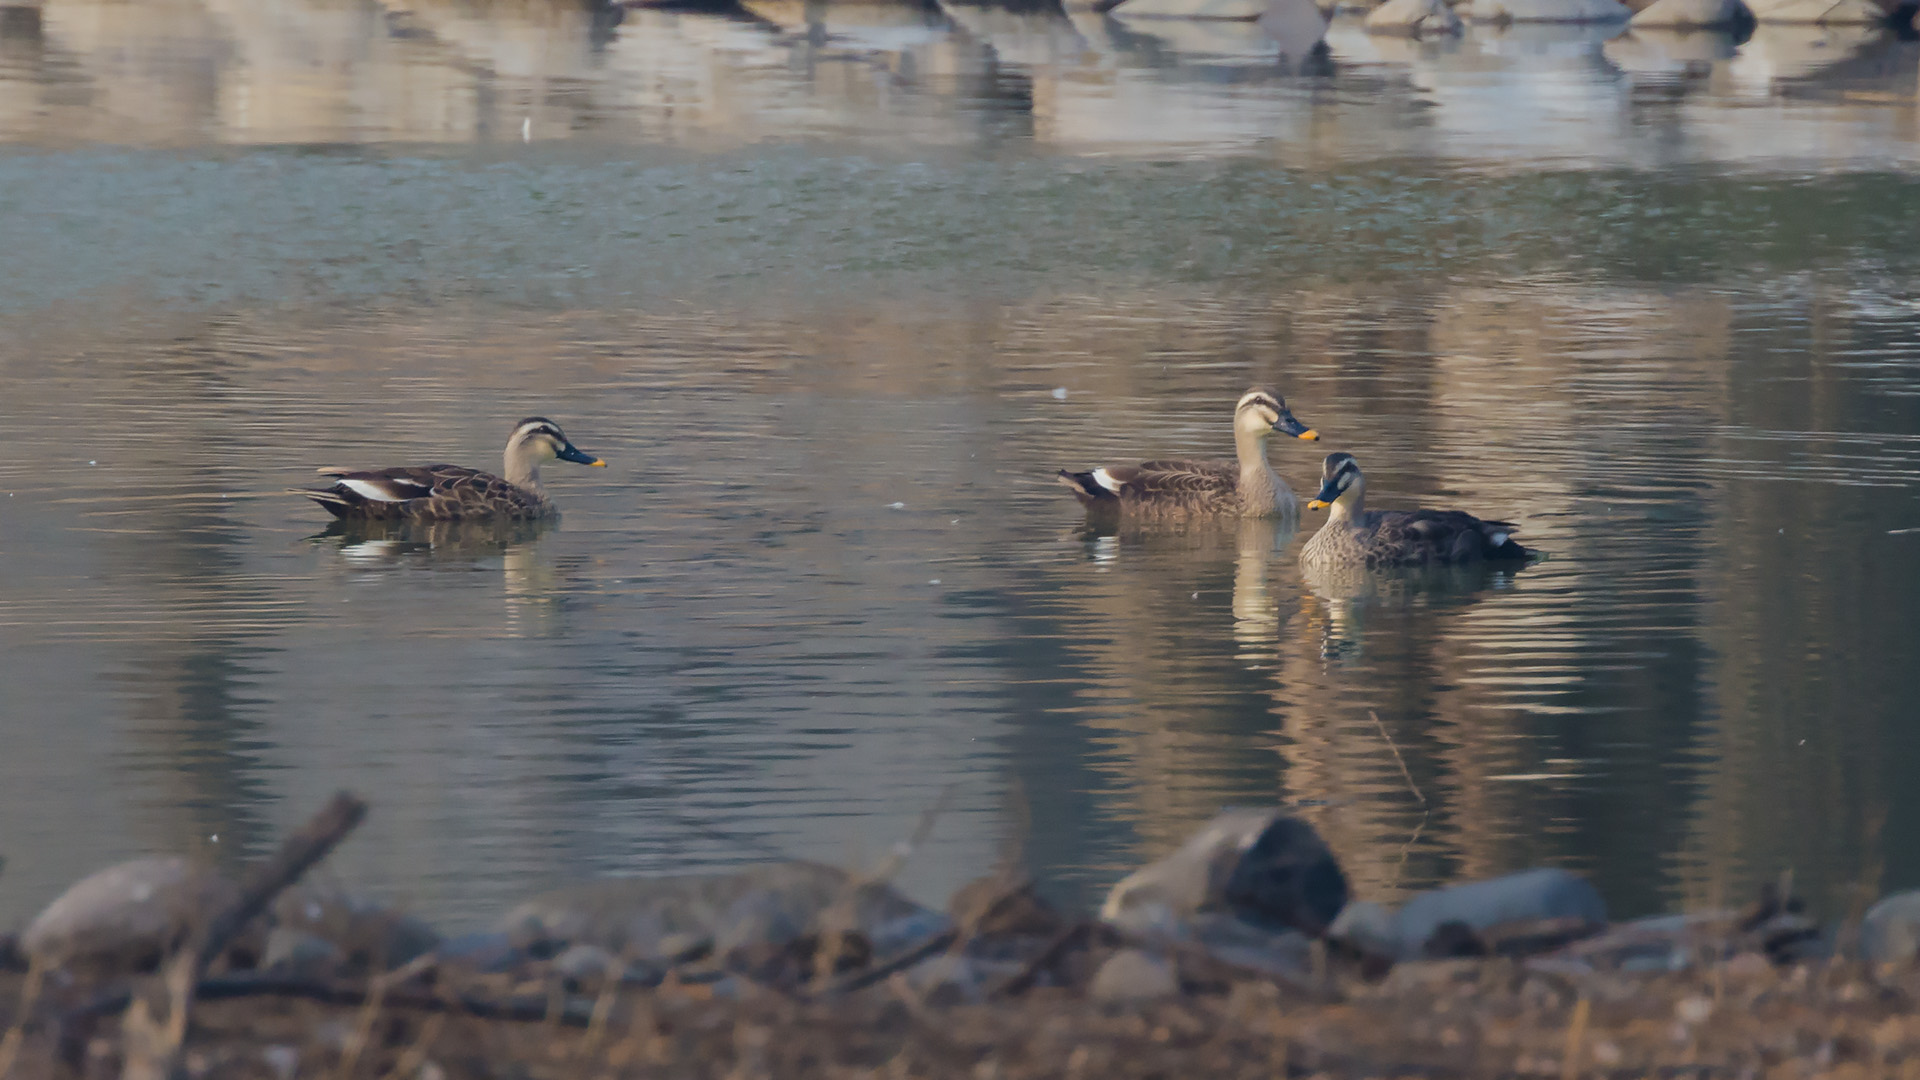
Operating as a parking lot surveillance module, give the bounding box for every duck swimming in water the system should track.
[293,417,605,523]
[1057,387,1320,519]
[1300,451,1530,567]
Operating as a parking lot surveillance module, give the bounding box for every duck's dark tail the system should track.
[289,487,356,519]
[1480,520,1530,561]
[1057,469,1115,507]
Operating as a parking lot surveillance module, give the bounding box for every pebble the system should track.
[1090,949,1178,1004]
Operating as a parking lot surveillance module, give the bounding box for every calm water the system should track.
[2,0,1919,931]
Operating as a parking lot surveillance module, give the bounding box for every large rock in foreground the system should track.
[498,861,940,963]
[1861,889,1920,968]
[1394,867,1606,956]
[21,856,242,974]
[1102,808,1348,938]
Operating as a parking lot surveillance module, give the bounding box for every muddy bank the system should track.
[6,793,1920,1078]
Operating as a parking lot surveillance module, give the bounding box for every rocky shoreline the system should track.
[6,793,1920,1078]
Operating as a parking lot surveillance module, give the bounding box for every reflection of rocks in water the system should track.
[1728,23,1891,91]
[1300,559,1518,661]
[1603,26,1739,82]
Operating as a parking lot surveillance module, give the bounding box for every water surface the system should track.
[2,0,1919,930]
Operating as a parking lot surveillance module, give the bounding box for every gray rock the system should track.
[21,856,241,974]
[1089,948,1179,1004]
[1861,890,1920,967]
[433,931,521,972]
[1630,0,1744,27]
[1395,868,1606,957]
[1101,809,1348,938]
[1327,900,1399,959]
[904,953,1008,1006]
[498,861,932,963]
[552,943,621,984]
[273,886,440,974]
[1187,914,1314,979]
[262,928,342,974]
[1365,0,1467,33]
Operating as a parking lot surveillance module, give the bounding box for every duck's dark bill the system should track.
[1310,477,1343,505]
[1277,414,1319,441]
[557,444,606,466]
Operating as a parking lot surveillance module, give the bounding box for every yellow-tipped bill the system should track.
[1307,499,1329,511]
[588,459,607,467]
[1298,429,1320,441]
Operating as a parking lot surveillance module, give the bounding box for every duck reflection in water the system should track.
[309,517,567,637]
[311,517,553,565]
[1301,559,1522,662]
[1072,514,1301,659]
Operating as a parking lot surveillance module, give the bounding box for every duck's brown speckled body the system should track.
[293,417,604,523]
[1057,387,1320,520]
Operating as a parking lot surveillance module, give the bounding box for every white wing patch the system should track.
[340,478,412,502]
[1092,468,1122,493]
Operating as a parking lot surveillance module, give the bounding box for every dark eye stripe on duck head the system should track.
[1236,390,1285,414]
[1321,452,1359,482]
[512,417,568,443]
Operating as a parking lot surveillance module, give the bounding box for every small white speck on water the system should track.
[521,116,532,142]
[887,502,905,509]
[928,579,941,585]
[88,460,97,466]
[951,519,959,525]
[1192,592,1199,599]
[1051,387,1068,400]
[209,834,219,843]
[1799,739,1806,746]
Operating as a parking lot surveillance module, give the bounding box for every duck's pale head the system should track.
[1234,387,1318,442]
[510,417,605,468]
[1307,451,1363,511]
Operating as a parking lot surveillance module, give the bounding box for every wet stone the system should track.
[20,855,242,975]
[1395,868,1606,959]
[499,861,932,964]
[1102,808,1348,938]
[1090,948,1179,1004]
[432,931,521,973]
[262,928,342,975]
[272,885,441,974]
[1860,890,1920,968]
